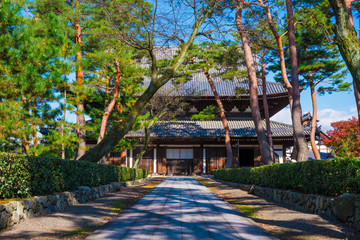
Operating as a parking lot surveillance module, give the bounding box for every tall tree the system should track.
[73,0,87,159]
[179,43,239,168]
[328,0,360,93]
[242,16,276,162]
[235,0,273,165]
[294,3,350,160]
[32,0,99,159]
[0,0,67,155]
[260,49,274,161]
[285,0,309,162]
[79,0,222,162]
[343,0,360,126]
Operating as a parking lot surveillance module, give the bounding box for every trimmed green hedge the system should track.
[213,157,360,197]
[0,152,148,199]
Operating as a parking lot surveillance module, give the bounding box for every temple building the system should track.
[104,81,310,175]
[97,47,311,175]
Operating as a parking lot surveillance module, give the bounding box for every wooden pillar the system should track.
[203,148,206,174]
[126,150,128,167]
[283,146,287,164]
[154,147,157,174]
[237,140,240,168]
[130,149,133,168]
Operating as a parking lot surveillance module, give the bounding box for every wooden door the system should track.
[166,159,193,175]
[206,147,226,174]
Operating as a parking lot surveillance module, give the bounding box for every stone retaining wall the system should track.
[215,179,360,231]
[0,179,145,230]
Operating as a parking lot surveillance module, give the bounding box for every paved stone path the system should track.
[87,176,275,240]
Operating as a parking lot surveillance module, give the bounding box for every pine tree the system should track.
[31,0,99,159]
[235,0,273,165]
[329,0,360,93]
[294,2,350,159]
[0,0,67,155]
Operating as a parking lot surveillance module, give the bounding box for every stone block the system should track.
[32,197,40,215]
[12,211,20,224]
[23,199,34,209]
[0,211,7,229]
[319,196,324,209]
[334,194,360,222]
[39,204,47,215]
[24,208,34,219]
[80,194,88,203]
[14,201,24,221]
[48,195,58,205]
[35,196,48,208]
[355,205,360,221]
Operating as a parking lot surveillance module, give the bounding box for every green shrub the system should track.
[0,152,148,199]
[213,157,360,197]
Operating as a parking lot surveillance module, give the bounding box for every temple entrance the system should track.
[206,148,226,174]
[166,149,193,175]
[239,149,254,167]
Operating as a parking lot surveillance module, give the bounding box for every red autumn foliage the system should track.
[323,117,360,157]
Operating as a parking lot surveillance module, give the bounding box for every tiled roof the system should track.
[127,119,310,138]
[141,46,288,96]
[154,46,179,60]
[145,77,288,96]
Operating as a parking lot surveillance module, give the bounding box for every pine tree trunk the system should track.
[261,51,274,162]
[261,2,296,160]
[32,101,38,156]
[357,9,360,126]
[32,125,38,156]
[344,0,360,126]
[285,0,309,162]
[329,0,360,93]
[262,3,294,111]
[354,83,360,126]
[22,141,30,156]
[203,69,233,168]
[235,0,272,165]
[133,125,152,169]
[61,86,67,159]
[309,71,321,160]
[97,61,121,164]
[74,0,86,160]
[98,60,121,144]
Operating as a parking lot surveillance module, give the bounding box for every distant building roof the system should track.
[145,78,288,97]
[141,46,288,97]
[127,119,310,138]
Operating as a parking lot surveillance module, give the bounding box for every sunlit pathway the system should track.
[86,176,275,240]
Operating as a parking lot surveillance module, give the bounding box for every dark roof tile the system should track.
[127,119,310,138]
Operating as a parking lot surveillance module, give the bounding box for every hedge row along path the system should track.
[196,177,357,240]
[87,176,274,240]
[0,177,164,240]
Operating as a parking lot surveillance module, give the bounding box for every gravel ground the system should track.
[197,177,359,240]
[0,177,165,240]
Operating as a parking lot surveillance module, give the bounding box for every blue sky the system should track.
[271,78,358,132]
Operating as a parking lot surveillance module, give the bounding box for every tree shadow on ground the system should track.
[0,177,165,240]
[202,177,358,240]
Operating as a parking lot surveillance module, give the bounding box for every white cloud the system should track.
[317,109,355,131]
[270,108,292,125]
[350,106,358,113]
